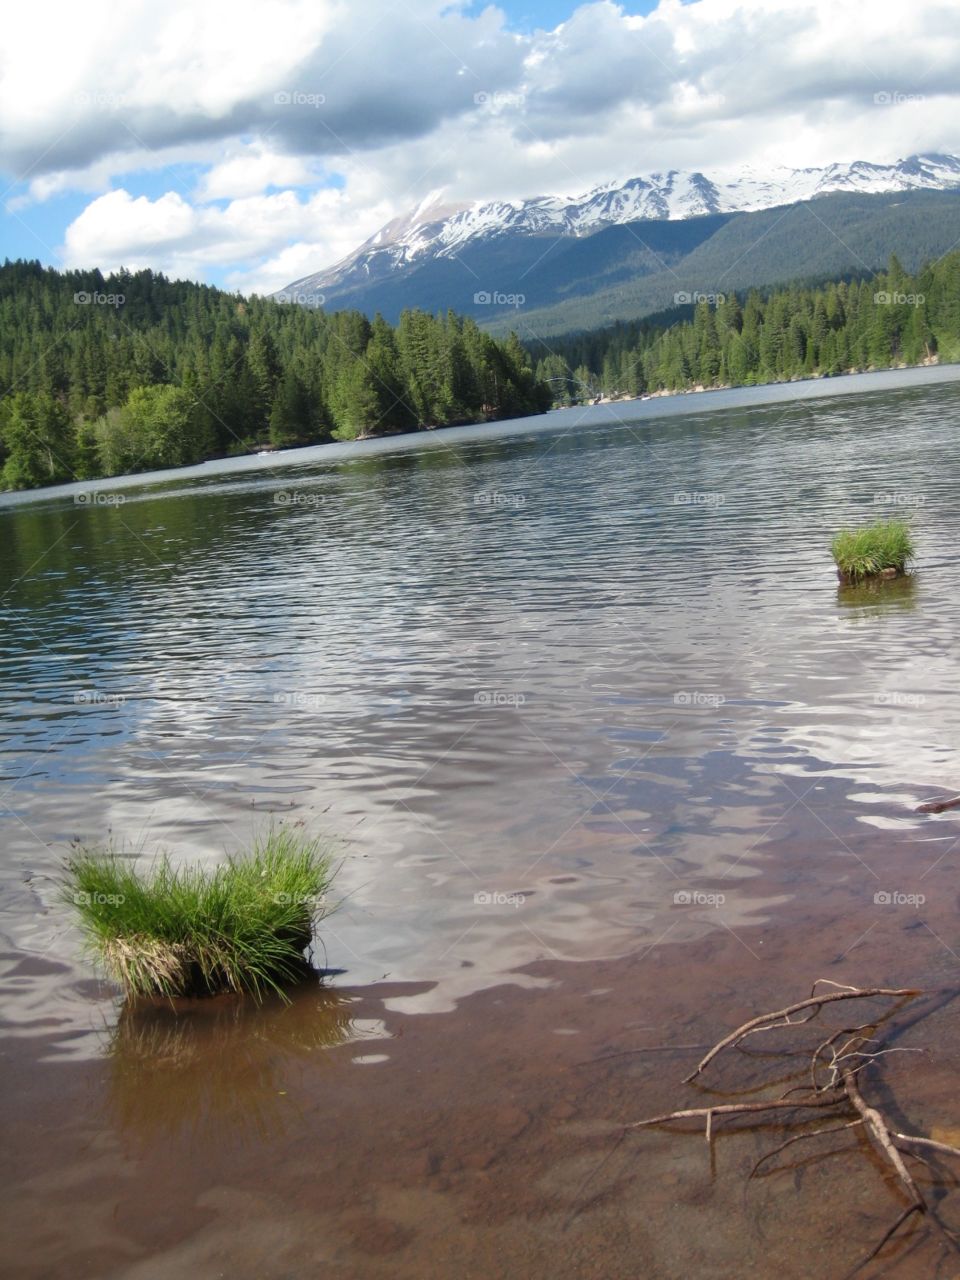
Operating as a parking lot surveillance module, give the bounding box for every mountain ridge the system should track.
[276,152,960,311]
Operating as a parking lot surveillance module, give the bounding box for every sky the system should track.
[1,0,957,296]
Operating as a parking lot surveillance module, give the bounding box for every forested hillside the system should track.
[494,190,960,338]
[0,261,549,491]
[3,251,957,494]
[533,253,960,400]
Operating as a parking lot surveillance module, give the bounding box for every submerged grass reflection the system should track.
[105,985,356,1147]
[837,573,917,615]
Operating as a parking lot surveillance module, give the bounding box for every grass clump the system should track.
[831,519,915,583]
[64,826,334,1001]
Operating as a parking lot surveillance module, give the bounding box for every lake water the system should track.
[3,365,960,1278]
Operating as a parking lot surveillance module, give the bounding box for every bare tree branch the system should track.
[684,988,919,1083]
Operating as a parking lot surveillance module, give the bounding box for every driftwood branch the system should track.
[627,1094,842,1132]
[840,1064,924,1208]
[917,795,960,814]
[622,983,959,1272]
[895,1133,960,1160]
[683,985,918,1083]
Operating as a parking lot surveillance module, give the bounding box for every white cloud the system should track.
[196,144,318,201]
[7,0,960,291]
[64,190,196,259]
[61,185,395,292]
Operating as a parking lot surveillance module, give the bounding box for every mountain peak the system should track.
[276,153,960,307]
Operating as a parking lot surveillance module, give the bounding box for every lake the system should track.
[3,365,960,1278]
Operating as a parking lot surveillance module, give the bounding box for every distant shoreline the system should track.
[243,357,950,458]
[586,355,944,406]
[2,360,958,507]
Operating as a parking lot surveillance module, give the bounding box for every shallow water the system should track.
[3,365,960,1277]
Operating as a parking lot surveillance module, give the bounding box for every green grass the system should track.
[831,519,915,582]
[63,826,334,1001]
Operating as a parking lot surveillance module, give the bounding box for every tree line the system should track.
[0,261,550,491]
[533,253,960,402]
[4,252,958,493]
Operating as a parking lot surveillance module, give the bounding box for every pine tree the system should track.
[269,367,311,445]
[0,392,74,489]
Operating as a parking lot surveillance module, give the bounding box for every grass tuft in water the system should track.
[63,826,334,1001]
[831,519,915,583]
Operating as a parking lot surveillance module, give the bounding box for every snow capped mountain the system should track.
[276,153,960,305]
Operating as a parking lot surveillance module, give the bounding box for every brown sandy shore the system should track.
[3,801,960,1280]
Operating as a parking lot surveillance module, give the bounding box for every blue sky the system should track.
[1,0,953,294]
[480,0,661,29]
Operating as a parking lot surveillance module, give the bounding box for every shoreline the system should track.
[595,354,944,404]
[2,360,958,508]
